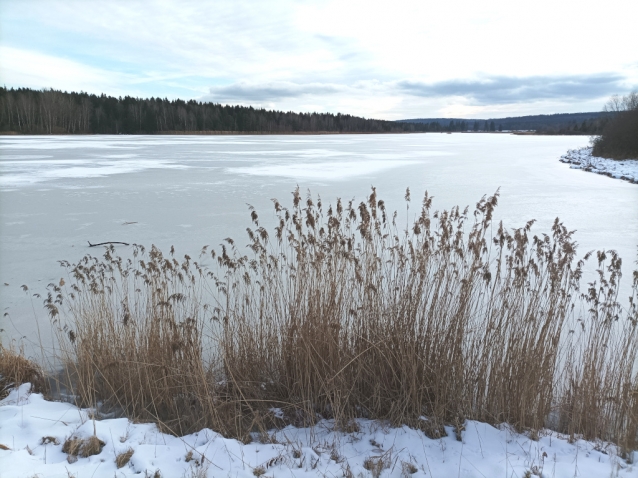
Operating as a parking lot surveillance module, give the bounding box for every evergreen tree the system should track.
[0,87,433,135]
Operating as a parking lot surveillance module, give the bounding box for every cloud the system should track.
[0,46,128,94]
[396,74,628,104]
[203,74,634,111]
[206,81,347,102]
[3,1,637,118]
[0,46,185,98]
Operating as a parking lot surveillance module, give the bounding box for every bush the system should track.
[592,92,638,159]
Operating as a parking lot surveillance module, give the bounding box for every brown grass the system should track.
[0,343,47,398]
[40,187,638,451]
[401,461,418,476]
[61,436,105,458]
[62,437,82,456]
[81,435,105,457]
[41,436,60,445]
[116,448,134,468]
[363,454,390,478]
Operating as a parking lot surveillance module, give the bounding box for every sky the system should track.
[1,0,636,120]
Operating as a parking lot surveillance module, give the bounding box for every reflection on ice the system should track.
[0,155,53,160]
[0,159,188,187]
[228,159,420,180]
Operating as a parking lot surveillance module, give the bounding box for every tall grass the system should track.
[43,188,638,450]
[0,343,47,398]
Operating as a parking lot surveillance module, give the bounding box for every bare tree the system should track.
[604,91,638,112]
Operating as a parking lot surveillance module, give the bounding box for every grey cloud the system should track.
[206,81,345,102]
[396,74,627,104]
[203,74,632,107]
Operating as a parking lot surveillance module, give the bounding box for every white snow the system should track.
[1,384,637,478]
[560,147,638,184]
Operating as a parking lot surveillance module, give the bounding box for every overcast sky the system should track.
[1,0,636,119]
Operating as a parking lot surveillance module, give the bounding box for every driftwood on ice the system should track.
[87,241,129,247]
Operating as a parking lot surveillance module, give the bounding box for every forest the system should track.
[0,87,433,135]
[0,87,622,136]
[400,112,614,134]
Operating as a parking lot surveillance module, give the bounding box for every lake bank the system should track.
[0,131,535,136]
[560,147,638,184]
[2,383,636,478]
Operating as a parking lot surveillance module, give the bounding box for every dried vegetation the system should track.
[61,435,104,462]
[34,187,638,452]
[116,448,134,468]
[0,343,47,398]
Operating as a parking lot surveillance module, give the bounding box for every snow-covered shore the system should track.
[560,147,638,184]
[1,384,637,478]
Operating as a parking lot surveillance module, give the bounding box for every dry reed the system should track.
[40,187,638,451]
[61,435,105,459]
[0,343,47,398]
[116,448,134,468]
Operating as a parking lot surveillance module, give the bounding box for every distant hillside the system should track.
[399,112,614,134]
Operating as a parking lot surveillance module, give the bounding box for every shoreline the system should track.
[1,383,635,478]
[0,130,592,136]
[559,147,638,184]
[1,130,428,136]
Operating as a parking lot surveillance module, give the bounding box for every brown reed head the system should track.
[42,187,637,450]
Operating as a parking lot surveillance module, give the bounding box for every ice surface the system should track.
[1,134,637,356]
[0,384,636,478]
[228,159,421,180]
[0,157,188,187]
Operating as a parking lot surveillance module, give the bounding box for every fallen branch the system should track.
[87,241,130,247]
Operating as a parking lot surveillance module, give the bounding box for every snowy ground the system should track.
[560,147,638,184]
[1,385,637,478]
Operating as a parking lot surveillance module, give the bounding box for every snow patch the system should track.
[560,147,638,184]
[1,384,636,477]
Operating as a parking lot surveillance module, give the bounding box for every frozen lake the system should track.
[1,134,637,353]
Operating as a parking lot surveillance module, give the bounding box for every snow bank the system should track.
[1,384,636,478]
[560,147,638,184]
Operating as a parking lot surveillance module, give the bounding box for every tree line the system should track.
[2,87,624,138]
[0,87,438,135]
[592,91,638,159]
[401,112,612,135]
[535,118,607,135]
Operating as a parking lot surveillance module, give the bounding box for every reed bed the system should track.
[41,187,638,450]
[0,343,47,398]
